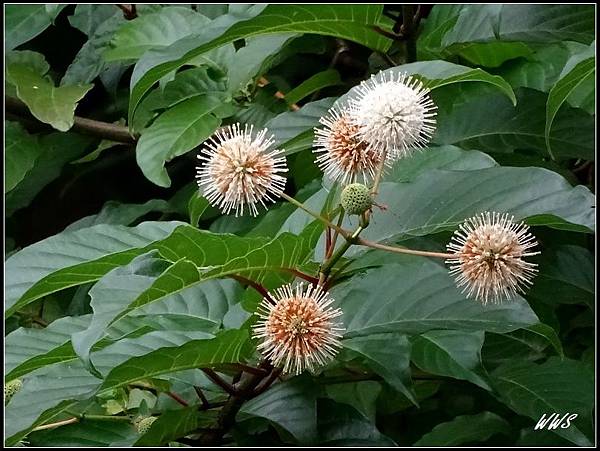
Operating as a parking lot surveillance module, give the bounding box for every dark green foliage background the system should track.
[4,4,595,447]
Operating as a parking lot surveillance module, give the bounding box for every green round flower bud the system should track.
[136,416,158,434]
[341,183,372,215]
[5,379,23,404]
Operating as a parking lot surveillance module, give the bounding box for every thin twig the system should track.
[194,386,210,408]
[31,417,79,432]
[356,237,458,259]
[253,367,282,396]
[6,96,138,144]
[218,363,269,377]
[229,274,271,300]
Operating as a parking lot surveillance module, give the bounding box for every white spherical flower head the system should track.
[313,105,385,184]
[446,212,540,305]
[348,71,437,160]
[252,283,344,375]
[196,123,288,217]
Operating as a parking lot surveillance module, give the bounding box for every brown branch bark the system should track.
[5,96,138,144]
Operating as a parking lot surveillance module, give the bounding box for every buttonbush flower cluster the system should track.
[195,70,540,375]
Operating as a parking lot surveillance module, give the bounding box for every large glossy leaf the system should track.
[342,333,415,403]
[240,377,320,444]
[29,420,138,447]
[5,315,92,379]
[98,329,251,394]
[135,95,223,187]
[491,357,594,446]
[414,412,510,446]
[410,330,490,390]
[5,121,42,193]
[5,329,213,445]
[104,7,211,61]
[325,381,381,422]
[334,262,539,337]
[434,86,594,160]
[71,252,169,371]
[68,4,118,37]
[5,5,66,50]
[128,5,390,123]
[5,221,184,316]
[545,52,595,158]
[6,57,93,132]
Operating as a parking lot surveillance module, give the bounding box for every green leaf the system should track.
[545,53,595,158]
[240,377,320,444]
[265,97,336,155]
[491,357,594,446]
[29,420,138,447]
[376,60,517,105]
[6,132,95,216]
[335,262,539,337]
[449,41,533,68]
[318,399,396,446]
[414,412,510,446]
[5,221,184,317]
[129,5,390,124]
[325,381,381,422]
[5,315,92,380]
[188,193,210,227]
[5,121,42,193]
[71,252,169,371]
[64,199,174,232]
[5,5,65,50]
[6,58,93,132]
[285,69,342,106]
[136,95,223,187]
[226,34,298,96]
[61,10,126,86]
[434,86,594,160]
[482,323,564,367]
[529,245,595,308]
[69,4,119,37]
[98,329,251,394]
[135,407,216,446]
[410,330,490,390]
[104,7,211,61]
[498,5,595,44]
[342,333,415,404]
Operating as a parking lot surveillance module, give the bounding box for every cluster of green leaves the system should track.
[5,4,595,447]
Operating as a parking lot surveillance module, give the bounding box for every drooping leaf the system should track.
[6,56,93,132]
[342,333,415,403]
[325,381,381,422]
[317,399,396,446]
[135,95,223,187]
[545,51,595,158]
[29,420,138,447]
[413,412,511,446]
[410,330,490,390]
[491,357,594,446]
[284,69,343,106]
[240,377,320,444]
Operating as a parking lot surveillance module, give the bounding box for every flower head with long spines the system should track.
[313,105,385,184]
[347,71,437,160]
[446,211,540,304]
[252,283,344,375]
[196,123,288,217]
